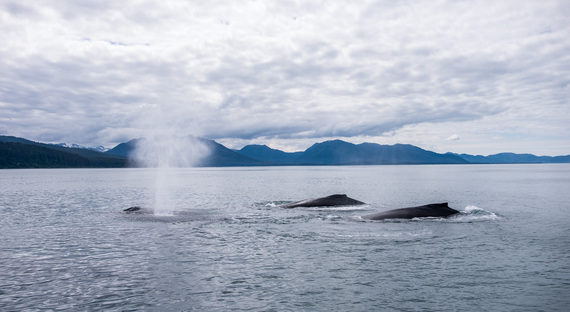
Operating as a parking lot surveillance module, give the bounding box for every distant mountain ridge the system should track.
[235,140,468,165]
[0,135,127,168]
[56,142,109,153]
[297,140,468,165]
[236,141,570,165]
[1,135,569,168]
[235,145,303,165]
[451,152,570,164]
[106,137,265,167]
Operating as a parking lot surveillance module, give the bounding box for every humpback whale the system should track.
[123,206,154,214]
[361,202,459,220]
[281,194,365,208]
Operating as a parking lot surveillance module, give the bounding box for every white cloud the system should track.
[0,0,568,155]
[446,135,460,142]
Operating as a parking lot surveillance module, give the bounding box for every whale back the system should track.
[123,206,154,214]
[362,203,459,220]
[281,194,365,208]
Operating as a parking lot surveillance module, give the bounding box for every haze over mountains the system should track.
[234,141,469,165]
[1,135,569,169]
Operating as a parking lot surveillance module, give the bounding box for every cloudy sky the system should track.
[1,0,569,155]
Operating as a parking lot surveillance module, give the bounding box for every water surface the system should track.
[1,165,569,311]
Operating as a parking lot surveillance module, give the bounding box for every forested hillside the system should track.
[0,141,128,168]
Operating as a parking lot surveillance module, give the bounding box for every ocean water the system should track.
[1,165,569,311]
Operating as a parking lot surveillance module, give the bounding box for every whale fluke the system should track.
[362,202,459,220]
[281,194,365,208]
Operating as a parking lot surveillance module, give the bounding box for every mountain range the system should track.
[1,135,569,169]
[0,135,128,168]
[234,140,469,165]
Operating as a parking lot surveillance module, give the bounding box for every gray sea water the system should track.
[1,164,569,311]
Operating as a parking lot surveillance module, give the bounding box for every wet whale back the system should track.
[281,194,365,208]
[362,203,459,220]
[123,206,154,214]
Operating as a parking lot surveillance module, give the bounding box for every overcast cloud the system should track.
[1,0,569,155]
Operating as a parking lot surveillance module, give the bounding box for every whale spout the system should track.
[362,203,459,220]
[281,194,365,208]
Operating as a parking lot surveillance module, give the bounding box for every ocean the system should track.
[1,164,569,311]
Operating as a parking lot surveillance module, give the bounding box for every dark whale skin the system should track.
[123,206,154,214]
[362,203,459,220]
[280,194,365,208]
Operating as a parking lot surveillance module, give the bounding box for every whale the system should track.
[123,206,154,214]
[280,194,365,208]
[361,202,459,220]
